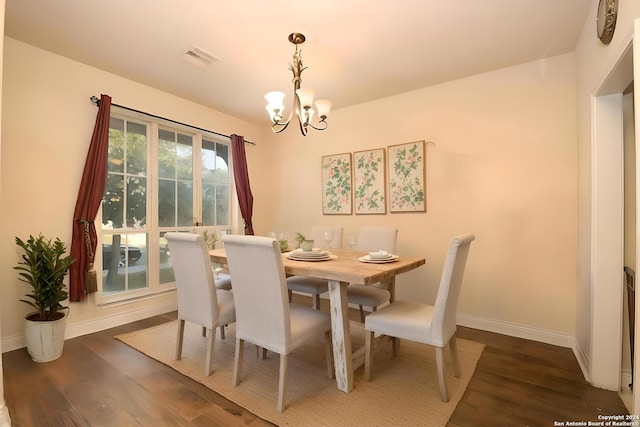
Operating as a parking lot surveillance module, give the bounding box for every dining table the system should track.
[209,247,426,393]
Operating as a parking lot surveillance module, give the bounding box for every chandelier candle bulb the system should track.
[296,88,315,109]
[315,99,332,119]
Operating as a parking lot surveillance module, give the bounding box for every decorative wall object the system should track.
[388,141,426,212]
[321,153,352,215]
[354,148,386,214]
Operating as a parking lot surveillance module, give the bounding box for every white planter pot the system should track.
[24,312,66,362]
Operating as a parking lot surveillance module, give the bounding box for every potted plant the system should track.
[295,232,314,251]
[201,229,219,250]
[14,234,75,362]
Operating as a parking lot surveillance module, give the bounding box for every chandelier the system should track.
[264,33,332,136]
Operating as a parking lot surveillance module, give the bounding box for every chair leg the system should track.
[391,337,399,357]
[449,334,461,378]
[256,346,267,359]
[277,354,289,413]
[219,325,226,340]
[176,319,185,360]
[359,305,365,323]
[202,326,207,337]
[364,330,374,381]
[204,327,215,376]
[233,338,244,387]
[324,331,335,379]
[313,294,321,310]
[288,289,293,303]
[435,346,449,402]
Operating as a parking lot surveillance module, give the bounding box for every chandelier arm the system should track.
[272,120,291,134]
[271,105,295,133]
[298,118,308,136]
[306,121,328,131]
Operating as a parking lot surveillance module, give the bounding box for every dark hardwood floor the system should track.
[2,295,629,426]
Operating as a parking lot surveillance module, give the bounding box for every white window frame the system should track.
[96,107,239,306]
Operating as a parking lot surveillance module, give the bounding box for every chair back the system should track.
[310,226,344,249]
[356,227,398,253]
[431,234,475,345]
[222,235,291,354]
[165,232,219,329]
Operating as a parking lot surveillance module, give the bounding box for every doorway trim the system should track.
[590,25,636,398]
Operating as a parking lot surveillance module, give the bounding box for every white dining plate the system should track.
[287,254,337,262]
[359,254,399,264]
[287,250,331,259]
[290,248,323,253]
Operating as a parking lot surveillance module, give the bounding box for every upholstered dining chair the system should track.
[213,269,232,290]
[222,235,334,413]
[165,232,236,376]
[346,226,398,322]
[363,234,475,402]
[286,225,343,309]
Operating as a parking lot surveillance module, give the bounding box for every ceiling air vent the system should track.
[182,46,218,68]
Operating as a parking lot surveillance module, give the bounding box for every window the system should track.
[100,110,233,303]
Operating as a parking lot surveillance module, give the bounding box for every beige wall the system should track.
[254,53,579,339]
[1,37,579,347]
[0,38,264,345]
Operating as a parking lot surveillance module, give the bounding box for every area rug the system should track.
[116,320,484,426]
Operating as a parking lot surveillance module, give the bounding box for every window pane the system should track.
[104,117,148,231]
[216,144,229,185]
[103,174,124,227]
[216,184,229,225]
[108,120,125,174]
[158,179,176,227]
[127,176,146,228]
[158,129,193,228]
[102,233,148,294]
[159,232,175,284]
[126,122,147,176]
[201,139,230,226]
[177,181,193,226]
[202,183,215,225]
[177,135,193,181]
[158,138,176,179]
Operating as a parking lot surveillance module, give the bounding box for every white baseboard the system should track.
[573,339,592,384]
[457,313,600,384]
[622,368,633,391]
[1,300,177,353]
[456,313,576,348]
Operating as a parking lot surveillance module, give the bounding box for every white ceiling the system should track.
[5,0,591,126]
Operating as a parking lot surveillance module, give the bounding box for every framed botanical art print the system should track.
[321,152,352,215]
[353,148,386,214]
[388,141,426,212]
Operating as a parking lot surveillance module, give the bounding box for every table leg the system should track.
[382,276,397,302]
[327,279,354,393]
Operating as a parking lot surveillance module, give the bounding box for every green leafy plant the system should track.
[278,239,289,252]
[295,232,306,248]
[202,229,219,250]
[14,234,75,321]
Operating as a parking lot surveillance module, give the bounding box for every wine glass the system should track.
[346,233,358,251]
[322,230,334,249]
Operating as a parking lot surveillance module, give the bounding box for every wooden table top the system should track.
[209,248,425,286]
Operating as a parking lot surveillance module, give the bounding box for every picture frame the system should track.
[353,148,386,214]
[388,140,426,212]
[321,152,353,215]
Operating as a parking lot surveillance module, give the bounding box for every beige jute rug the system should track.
[116,320,484,426]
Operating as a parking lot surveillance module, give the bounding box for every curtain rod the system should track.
[89,96,256,146]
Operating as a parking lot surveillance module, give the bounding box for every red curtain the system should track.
[69,94,112,301]
[230,134,254,235]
